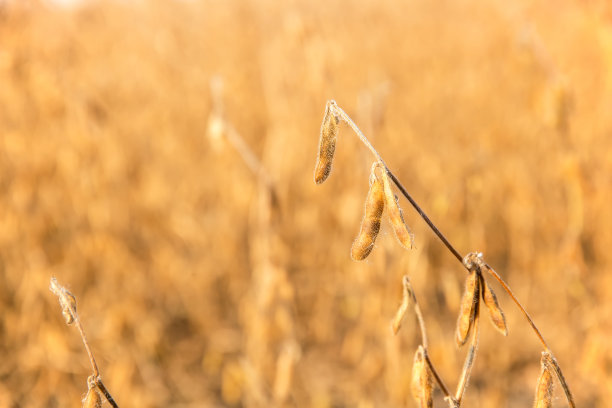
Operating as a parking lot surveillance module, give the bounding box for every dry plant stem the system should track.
[71,318,99,377]
[95,380,118,408]
[225,123,275,193]
[403,277,454,404]
[482,263,549,349]
[68,307,119,407]
[72,314,119,408]
[208,78,274,195]
[50,279,119,408]
[334,100,461,260]
[545,348,576,408]
[386,171,463,263]
[330,101,387,167]
[483,263,575,407]
[329,101,576,408]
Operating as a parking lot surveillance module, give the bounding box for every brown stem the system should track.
[386,170,464,264]
[95,377,120,408]
[546,349,577,408]
[71,312,120,408]
[402,276,455,404]
[323,101,576,407]
[50,278,120,408]
[482,263,549,350]
[72,317,99,378]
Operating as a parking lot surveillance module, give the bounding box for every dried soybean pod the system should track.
[83,386,102,408]
[391,275,411,334]
[481,276,508,336]
[455,271,480,347]
[351,164,385,260]
[314,100,340,184]
[50,277,77,325]
[380,168,415,249]
[533,352,554,408]
[411,346,433,408]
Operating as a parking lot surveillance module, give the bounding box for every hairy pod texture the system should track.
[480,276,508,336]
[456,271,480,347]
[350,165,385,260]
[411,346,433,408]
[50,277,77,325]
[314,100,340,184]
[380,169,415,249]
[82,387,102,408]
[533,352,554,408]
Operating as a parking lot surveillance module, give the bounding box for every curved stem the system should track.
[547,354,576,408]
[482,263,549,350]
[402,276,455,404]
[325,100,576,408]
[72,318,99,378]
[334,100,464,264]
[386,170,464,264]
[96,378,119,408]
[50,278,120,408]
[330,101,388,168]
[484,264,575,407]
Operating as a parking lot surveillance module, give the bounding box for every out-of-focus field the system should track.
[0,0,611,406]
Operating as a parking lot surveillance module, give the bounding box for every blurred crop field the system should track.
[1,0,611,406]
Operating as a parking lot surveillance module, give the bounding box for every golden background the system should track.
[0,0,610,406]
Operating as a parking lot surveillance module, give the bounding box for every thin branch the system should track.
[72,315,99,378]
[326,100,576,407]
[207,78,276,201]
[482,263,549,350]
[330,101,387,167]
[399,276,455,404]
[544,343,577,408]
[387,171,464,263]
[332,100,464,263]
[95,378,119,408]
[50,278,119,408]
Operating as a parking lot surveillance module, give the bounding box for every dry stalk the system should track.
[206,77,275,197]
[49,277,119,408]
[208,78,299,406]
[314,100,576,407]
[393,276,455,406]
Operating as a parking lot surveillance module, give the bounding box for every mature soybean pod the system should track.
[380,169,415,249]
[350,166,385,260]
[83,387,102,408]
[411,346,433,408]
[481,277,508,336]
[533,353,553,408]
[314,100,340,184]
[455,271,480,347]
